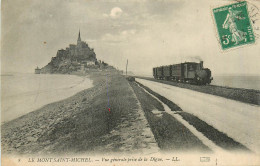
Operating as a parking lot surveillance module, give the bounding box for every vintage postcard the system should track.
[1,0,260,166]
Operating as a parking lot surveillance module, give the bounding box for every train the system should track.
[153,61,213,85]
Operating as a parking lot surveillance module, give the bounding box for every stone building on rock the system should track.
[40,31,98,73]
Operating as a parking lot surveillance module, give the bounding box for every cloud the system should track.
[2,0,260,75]
[101,29,136,43]
[103,7,123,19]
[144,0,184,17]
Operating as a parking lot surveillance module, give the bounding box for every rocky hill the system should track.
[40,31,102,74]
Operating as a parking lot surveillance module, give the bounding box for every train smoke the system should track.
[184,56,203,62]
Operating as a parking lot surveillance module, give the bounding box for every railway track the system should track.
[132,78,260,153]
[134,76,260,106]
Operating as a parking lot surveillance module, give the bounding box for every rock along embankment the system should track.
[1,72,158,155]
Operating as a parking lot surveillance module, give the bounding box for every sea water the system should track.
[139,74,260,91]
[211,75,260,91]
[1,73,93,123]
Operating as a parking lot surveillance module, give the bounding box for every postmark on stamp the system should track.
[213,1,255,50]
[247,2,260,39]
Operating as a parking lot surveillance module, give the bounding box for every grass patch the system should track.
[37,73,138,154]
[133,80,251,152]
[130,82,211,152]
[2,72,140,154]
[179,112,251,152]
[135,81,182,111]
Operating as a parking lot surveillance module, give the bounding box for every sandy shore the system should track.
[2,72,255,156]
[1,74,93,123]
[1,72,158,155]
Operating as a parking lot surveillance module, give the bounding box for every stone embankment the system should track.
[2,73,158,155]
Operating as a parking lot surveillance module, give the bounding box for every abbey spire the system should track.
[77,30,81,45]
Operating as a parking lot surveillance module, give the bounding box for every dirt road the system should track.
[136,78,260,153]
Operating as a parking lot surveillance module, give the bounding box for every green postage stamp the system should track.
[213,1,255,50]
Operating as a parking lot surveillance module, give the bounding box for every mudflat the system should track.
[1,72,157,155]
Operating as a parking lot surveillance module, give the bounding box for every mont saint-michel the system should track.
[2,0,260,164]
[38,31,110,74]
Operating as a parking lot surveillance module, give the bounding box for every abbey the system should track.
[40,31,98,74]
[56,31,97,64]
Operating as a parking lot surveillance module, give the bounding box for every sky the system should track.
[1,0,260,75]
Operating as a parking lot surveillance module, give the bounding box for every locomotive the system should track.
[153,61,213,85]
